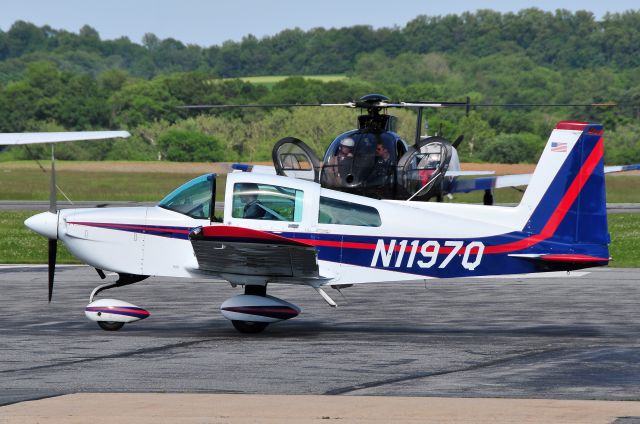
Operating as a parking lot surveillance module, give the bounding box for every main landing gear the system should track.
[220,284,301,334]
[83,273,303,334]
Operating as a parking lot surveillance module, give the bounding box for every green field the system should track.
[1,165,638,203]
[2,210,638,266]
[608,214,640,267]
[0,169,227,202]
[222,74,347,89]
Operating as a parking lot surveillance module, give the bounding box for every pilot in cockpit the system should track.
[237,183,267,219]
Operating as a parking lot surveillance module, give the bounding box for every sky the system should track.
[0,0,638,47]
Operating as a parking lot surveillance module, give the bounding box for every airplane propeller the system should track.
[48,238,57,302]
[48,143,59,302]
[1,131,132,302]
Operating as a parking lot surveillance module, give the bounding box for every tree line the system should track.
[1,9,640,82]
[0,9,639,164]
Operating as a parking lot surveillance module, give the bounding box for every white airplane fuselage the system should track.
[22,121,611,332]
[27,121,610,287]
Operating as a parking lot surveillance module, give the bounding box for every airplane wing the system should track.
[449,164,640,194]
[603,164,640,173]
[0,131,130,145]
[446,170,494,177]
[189,226,319,279]
[448,173,531,193]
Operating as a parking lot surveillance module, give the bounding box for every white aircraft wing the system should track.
[448,173,531,193]
[446,170,495,177]
[604,164,640,173]
[0,131,130,145]
[449,164,640,194]
[190,226,320,279]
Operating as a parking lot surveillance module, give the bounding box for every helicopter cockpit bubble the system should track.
[320,131,401,198]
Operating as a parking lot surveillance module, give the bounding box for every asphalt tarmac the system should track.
[1,266,639,407]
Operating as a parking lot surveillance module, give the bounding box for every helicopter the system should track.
[205,94,634,205]
[269,94,469,202]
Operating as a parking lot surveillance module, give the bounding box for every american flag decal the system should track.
[551,142,567,152]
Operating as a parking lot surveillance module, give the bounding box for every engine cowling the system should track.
[220,294,301,323]
[84,298,150,323]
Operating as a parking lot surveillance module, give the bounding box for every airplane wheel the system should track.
[483,189,494,206]
[231,320,269,334]
[97,321,125,331]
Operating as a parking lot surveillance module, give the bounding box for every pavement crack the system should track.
[0,339,210,375]
[324,347,564,395]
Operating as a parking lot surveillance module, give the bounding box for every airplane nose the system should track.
[24,211,58,239]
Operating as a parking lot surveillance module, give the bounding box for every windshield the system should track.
[158,174,214,219]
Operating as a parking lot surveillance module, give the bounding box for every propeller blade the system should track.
[452,135,464,149]
[48,238,57,302]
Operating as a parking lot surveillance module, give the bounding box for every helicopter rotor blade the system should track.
[179,95,618,111]
[397,101,617,109]
[468,102,618,108]
[178,102,357,109]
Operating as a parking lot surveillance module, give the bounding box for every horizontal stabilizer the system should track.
[509,253,609,263]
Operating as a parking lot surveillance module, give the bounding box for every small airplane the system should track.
[17,121,614,333]
[209,94,634,205]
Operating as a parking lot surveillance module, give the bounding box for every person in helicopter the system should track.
[367,142,395,192]
[375,143,392,165]
[326,137,355,185]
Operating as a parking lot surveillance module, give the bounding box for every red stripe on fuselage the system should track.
[68,221,190,234]
[540,254,608,262]
[201,226,314,247]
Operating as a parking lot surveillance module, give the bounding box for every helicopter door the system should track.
[397,137,453,200]
[272,137,321,182]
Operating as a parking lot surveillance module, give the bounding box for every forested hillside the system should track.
[0,9,639,164]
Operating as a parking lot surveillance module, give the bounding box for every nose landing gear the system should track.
[85,273,150,331]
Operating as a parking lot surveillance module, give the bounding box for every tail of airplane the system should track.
[517,121,609,247]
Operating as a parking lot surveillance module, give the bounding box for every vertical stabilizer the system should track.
[518,121,608,244]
